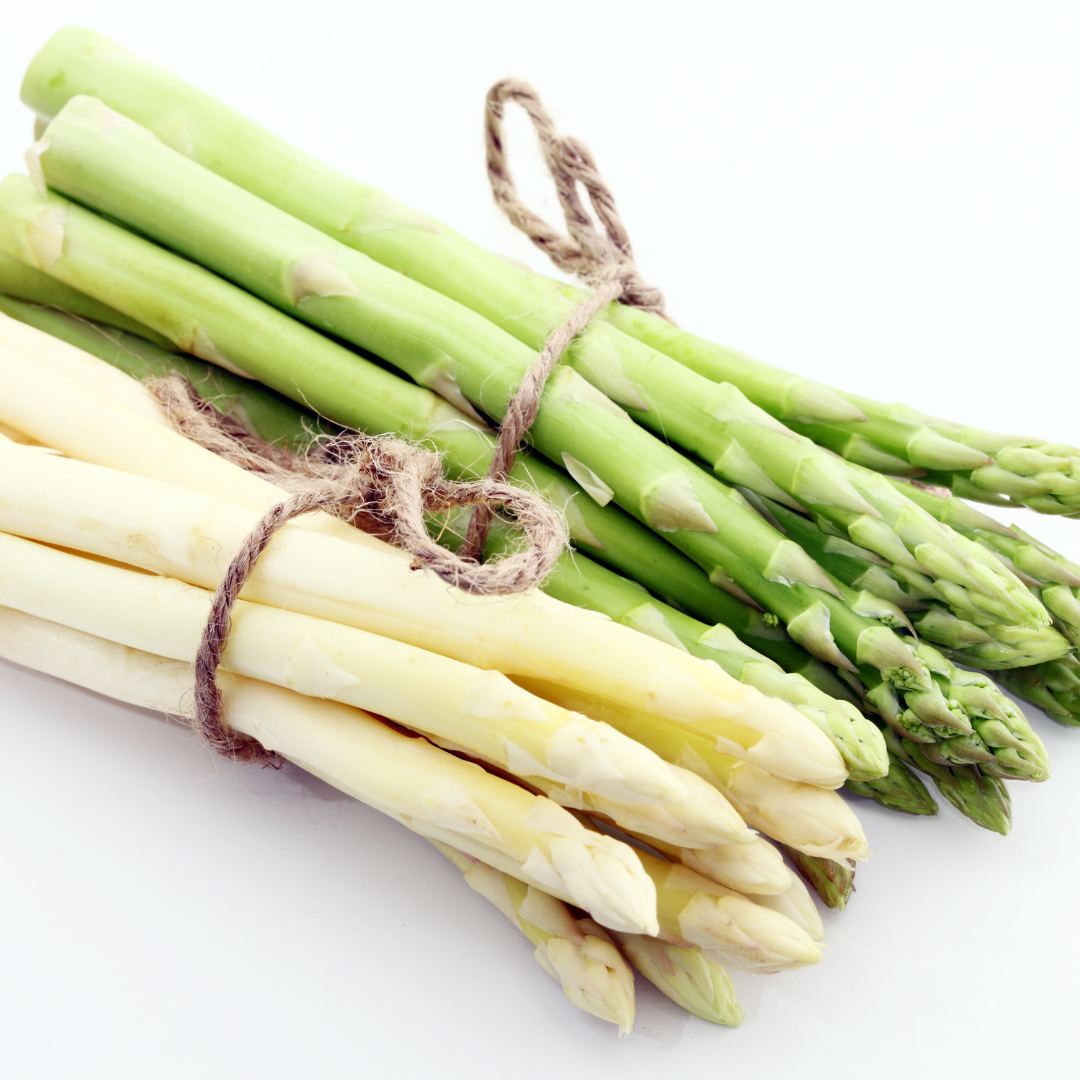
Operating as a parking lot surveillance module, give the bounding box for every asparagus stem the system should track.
[0,297,335,451]
[0,529,757,848]
[884,730,1013,836]
[611,933,743,1027]
[0,604,661,934]
[784,849,855,911]
[0,158,953,731]
[844,754,939,816]
[430,840,636,1034]
[0,432,846,787]
[997,654,1080,727]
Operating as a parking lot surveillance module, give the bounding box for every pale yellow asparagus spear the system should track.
[611,933,744,1027]
[639,852,823,972]
[0,529,748,848]
[751,871,825,942]
[642,833,791,896]
[430,840,636,1034]
[0,435,847,787]
[0,603,659,934]
[514,676,869,862]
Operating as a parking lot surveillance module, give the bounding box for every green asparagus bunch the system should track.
[0,117,1039,778]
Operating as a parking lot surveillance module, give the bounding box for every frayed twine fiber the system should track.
[164,78,666,765]
[151,375,568,765]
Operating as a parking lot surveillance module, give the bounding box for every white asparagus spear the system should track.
[514,675,870,862]
[644,833,791,896]
[0,333,384,552]
[430,840,636,1035]
[640,853,823,973]
[0,436,847,787]
[611,933,743,1027]
[0,529,748,848]
[0,604,659,935]
[751,871,825,942]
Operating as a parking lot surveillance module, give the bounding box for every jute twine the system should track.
[173,78,666,765]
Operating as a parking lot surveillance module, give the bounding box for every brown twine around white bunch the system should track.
[460,78,673,559]
[151,376,568,766]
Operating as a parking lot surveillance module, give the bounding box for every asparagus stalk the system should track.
[0,604,660,933]
[749,490,1070,670]
[0,529,757,848]
[892,479,1080,647]
[639,853,823,972]
[0,172,978,742]
[634,833,792,897]
[784,849,855,912]
[749,869,825,942]
[0,435,846,789]
[883,729,1013,836]
[23,28,1076,520]
[997,655,1080,727]
[843,755,939,816]
[0,297,336,451]
[429,840,636,1034]
[611,933,744,1027]
[0,246,177,349]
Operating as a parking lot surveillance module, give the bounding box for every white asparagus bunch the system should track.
[0,433,845,789]
[0,528,748,849]
[430,840,637,1034]
[515,675,870,862]
[0,604,660,935]
[0,328,847,788]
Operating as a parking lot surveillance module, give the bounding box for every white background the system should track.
[1,3,1079,1077]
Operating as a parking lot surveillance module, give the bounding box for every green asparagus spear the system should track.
[783,848,855,911]
[843,754,939,816]
[997,655,1080,727]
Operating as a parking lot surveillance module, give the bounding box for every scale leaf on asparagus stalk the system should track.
[0,605,661,934]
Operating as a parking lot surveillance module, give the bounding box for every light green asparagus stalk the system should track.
[0,528,755,849]
[611,933,743,1027]
[749,490,1070,671]
[23,27,1077,520]
[892,479,1080,647]
[0,156,979,742]
[0,246,177,349]
[883,729,1013,836]
[843,755,939,817]
[32,96,1056,648]
[997,654,1080,727]
[428,840,636,1034]
[784,848,855,912]
[0,604,660,933]
[0,295,336,451]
